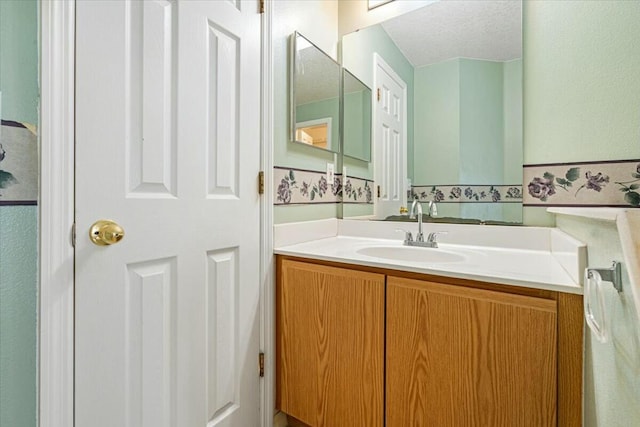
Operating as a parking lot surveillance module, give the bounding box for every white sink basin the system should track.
[357,246,466,264]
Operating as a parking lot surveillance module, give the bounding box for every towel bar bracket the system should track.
[587,261,622,293]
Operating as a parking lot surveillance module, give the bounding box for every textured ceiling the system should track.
[295,45,340,105]
[381,0,522,67]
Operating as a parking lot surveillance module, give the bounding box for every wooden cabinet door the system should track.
[276,259,385,427]
[386,276,558,427]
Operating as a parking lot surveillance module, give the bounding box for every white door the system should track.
[75,1,262,426]
[373,54,407,219]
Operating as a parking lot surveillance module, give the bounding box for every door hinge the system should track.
[259,352,265,377]
[377,88,381,102]
[377,185,381,198]
[260,0,265,14]
[258,170,265,195]
[71,222,77,248]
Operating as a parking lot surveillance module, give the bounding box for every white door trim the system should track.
[372,53,408,218]
[39,1,274,426]
[39,1,76,426]
[260,0,275,426]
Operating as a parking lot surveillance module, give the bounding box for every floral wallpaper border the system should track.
[341,175,374,204]
[523,160,640,207]
[274,167,373,205]
[411,185,523,203]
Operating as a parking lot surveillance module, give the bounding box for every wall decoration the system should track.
[342,175,373,204]
[273,167,373,205]
[0,120,37,205]
[523,159,640,207]
[411,184,523,204]
[274,167,341,205]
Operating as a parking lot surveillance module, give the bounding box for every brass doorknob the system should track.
[89,220,125,246]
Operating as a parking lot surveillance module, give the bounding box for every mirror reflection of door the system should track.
[374,54,407,220]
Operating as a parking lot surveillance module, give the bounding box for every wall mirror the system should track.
[342,68,372,162]
[341,0,523,224]
[291,31,341,153]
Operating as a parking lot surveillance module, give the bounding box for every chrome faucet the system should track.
[410,198,424,242]
[399,229,448,248]
[397,197,447,248]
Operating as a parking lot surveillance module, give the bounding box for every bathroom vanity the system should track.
[274,220,585,427]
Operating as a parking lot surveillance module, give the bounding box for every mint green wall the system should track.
[523,1,640,226]
[459,59,505,221]
[0,0,38,125]
[459,59,504,184]
[343,90,371,163]
[503,59,523,185]
[413,58,521,222]
[343,203,373,218]
[413,59,460,186]
[502,59,523,221]
[296,97,340,152]
[0,2,38,426]
[413,59,513,186]
[412,60,458,220]
[341,24,414,180]
[0,208,38,427]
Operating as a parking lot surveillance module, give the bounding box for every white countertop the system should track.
[274,223,585,295]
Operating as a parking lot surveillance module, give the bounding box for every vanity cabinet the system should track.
[276,259,385,427]
[387,276,557,426]
[276,256,583,427]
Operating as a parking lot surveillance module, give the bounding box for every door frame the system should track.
[38,1,275,426]
[39,1,75,425]
[372,53,408,218]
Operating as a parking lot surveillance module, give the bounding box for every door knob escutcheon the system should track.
[89,220,125,246]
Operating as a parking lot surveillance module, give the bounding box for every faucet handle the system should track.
[426,231,448,243]
[428,200,438,217]
[396,228,413,243]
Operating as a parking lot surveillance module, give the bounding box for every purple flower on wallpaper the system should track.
[276,178,292,204]
[300,181,310,197]
[365,182,372,203]
[432,189,445,202]
[528,176,556,202]
[464,187,474,199]
[490,188,501,202]
[331,176,341,196]
[449,187,462,199]
[344,179,353,196]
[317,176,328,197]
[506,187,522,199]
[585,171,609,192]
